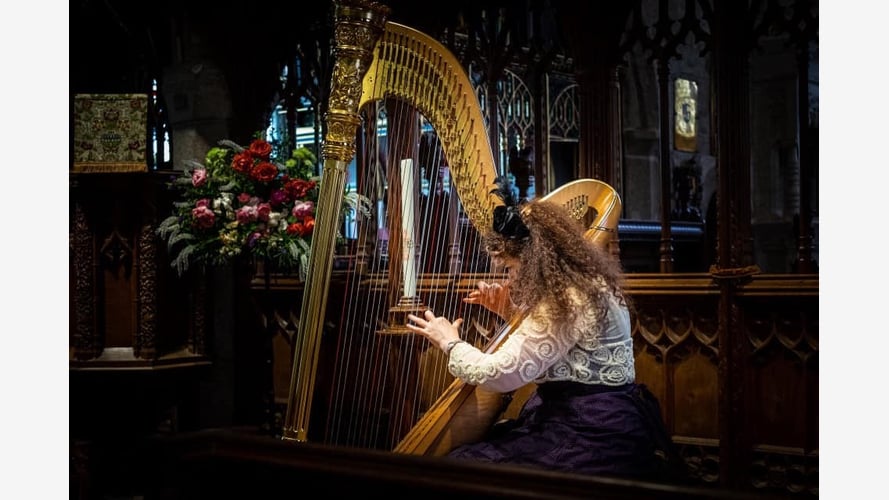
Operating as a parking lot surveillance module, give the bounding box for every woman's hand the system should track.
[463,281,512,318]
[406,310,463,352]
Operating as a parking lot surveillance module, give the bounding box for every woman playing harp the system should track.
[406,184,683,480]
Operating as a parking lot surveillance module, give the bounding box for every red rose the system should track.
[301,216,315,236]
[248,139,273,160]
[286,222,304,235]
[250,161,279,183]
[232,152,254,174]
[285,179,316,199]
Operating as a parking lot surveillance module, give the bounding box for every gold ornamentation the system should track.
[674,78,698,152]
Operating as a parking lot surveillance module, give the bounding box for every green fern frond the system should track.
[157,215,180,231]
[171,244,197,276]
[285,241,300,260]
[182,159,206,171]
[295,238,310,253]
[286,239,310,261]
[167,232,196,252]
[299,253,309,281]
[217,139,245,152]
[156,216,181,239]
[343,192,373,218]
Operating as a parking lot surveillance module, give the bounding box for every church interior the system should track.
[69,0,820,498]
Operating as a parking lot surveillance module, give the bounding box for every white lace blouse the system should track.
[447,287,634,393]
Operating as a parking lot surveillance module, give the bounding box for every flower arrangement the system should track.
[158,135,369,277]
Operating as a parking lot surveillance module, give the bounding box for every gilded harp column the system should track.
[283,0,390,442]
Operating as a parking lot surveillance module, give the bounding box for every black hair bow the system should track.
[491,176,530,240]
[492,205,530,240]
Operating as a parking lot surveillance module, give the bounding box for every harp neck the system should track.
[360,23,502,230]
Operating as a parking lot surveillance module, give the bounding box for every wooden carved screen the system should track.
[282,0,621,455]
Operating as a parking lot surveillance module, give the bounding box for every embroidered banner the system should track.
[72,94,148,173]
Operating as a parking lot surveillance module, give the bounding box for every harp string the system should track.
[390,94,418,445]
[328,105,385,446]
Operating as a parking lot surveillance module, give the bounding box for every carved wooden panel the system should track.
[69,173,210,370]
[626,274,817,493]
[742,293,818,495]
[629,278,721,485]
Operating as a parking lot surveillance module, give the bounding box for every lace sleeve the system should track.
[447,294,595,393]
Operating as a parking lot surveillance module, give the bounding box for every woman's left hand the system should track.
[406,310,463,352]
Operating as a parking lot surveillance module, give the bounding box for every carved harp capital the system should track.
[322,112,363,164]
[324,1,390,163]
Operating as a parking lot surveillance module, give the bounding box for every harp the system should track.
[282,0,621,455]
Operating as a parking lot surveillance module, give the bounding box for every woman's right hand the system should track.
[463,281,512,318]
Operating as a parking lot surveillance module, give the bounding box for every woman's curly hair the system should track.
[484,199,627,326]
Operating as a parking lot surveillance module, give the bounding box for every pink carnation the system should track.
[191,206,216,229]
[192,169,208,187]
[292,201,314,218]
[257,203,272,222]
[236,205,258,224]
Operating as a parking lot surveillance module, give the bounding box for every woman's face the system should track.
[490,252,521,276]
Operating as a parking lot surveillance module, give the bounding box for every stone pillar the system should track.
[163,28,233,171]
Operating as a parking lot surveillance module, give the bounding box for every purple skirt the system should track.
[448,382,681,480]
